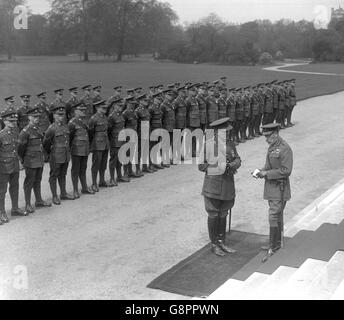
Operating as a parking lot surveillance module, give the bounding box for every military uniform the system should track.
[80,85,94,123]
[18,106,51,213]
[65,87,80,122]
[285,80,296,127]
[173,91,187,130]
[199,118,241,256]
[205,94,218,126]
[186,87,201,157]
[259,123,293,253]
[226,89,237,143]
[255,87,264,136]
[196,92,207,131]
[108,99,127,183]
[68,102,94,197]
[0,107,27,223]
[44,106,74,205]
[36,95,51,133]
[88,100,110,191]
[248,89,259,138]
[241,89,251,140]
[262,85,274,125]
[17,95,31,132]
[50,90,67,124]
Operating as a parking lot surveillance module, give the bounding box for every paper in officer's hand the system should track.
[252,169,261,179]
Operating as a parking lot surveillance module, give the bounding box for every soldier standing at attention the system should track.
[65,87,80,122]
[217,88,228,120]
[1,97,16,130]
[108,98,128,184]
[135,94,154,173]
[276,82,286,129]
[36,92,51,134]
[18,106,52,213]
[287,79,296,127]
[161,90,176,166]
[248,86,259,139]
[255,123,293,259]
[80,85,94,124]
[205,86,218,127]
[185,84,201,158]
[0,107,28,224]
[234,88,244,143]
[196,84,207,131]
[44,105,75,205]
[199,117,241,256]
[50,89,67,124]
[149,92,164,170]
[271,81,279,123]
[68,102,95,198]
[17,95,31,132]
[241,87,251,141]
[107,86,122,115]
[255,84,265,136]
[92,86,103,105]
[262,83,274,125]
[88,100,111,192]
[226,88,237,145]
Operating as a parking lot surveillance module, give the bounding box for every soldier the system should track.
[287,79,296,127]
[107,86,122,115]
[88,100,111,192]
[185,84,201,157]
[206,86,218,127]
[271,81,279,123]
[92,86,103,105]
[36,92,51,134]
[262,83,274,125]
[196,84,207,131]
[17,94,31,132]
[255,123,293,260]
[122,96,142,178]
[217,88,228,120]
[68,102,95,198]
[161,90,176,166]
[18,106,52,213]
[108,98,128,184]
[276,82,286,129]
[50,89,67,124]
[136,94,154,173]
[65,87,79,122]
[199,117,241,256]
[0,106,28,224]
[80,85,94,124]
[255,85,265,136]
[241,87,251,141]
[147,86,156,104]
[226,88,237,144]
[149,92,164,170]
[44,105,74,205]
[248,86,259,139]
[1,96,16,130]
[234,88,245,143]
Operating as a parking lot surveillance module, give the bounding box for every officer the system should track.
[36,92,51,134]
[255,123,293,257]
[206,86,218,127]
[241,87,251,141]
[217,88,228,120]
[18,105,52,213]
[186,84,201,157]
[136,94,154,173]
[0,106,27,224]
[108,97,128,184]
[88,100,111,192]
[149,92,164,170]
[262,83,274,125]
[287,79,296,127]
[248,86,259,139]
[80,85,94,123]
[235,88,245,143]
[199,117,241,256]
[50,89,67,124]
[17,94,31,132]
[276,82,286,129]
[92,86,103,105]
[44,105,75,205]
[65,87,80,122]
[68,102,95,198]
[107,86,123,115]
[196,84,207,131]
[271,81,279,123]
[1,97,16,130]
[161,90,176,166]
[226,88,237,145]
[255,84,265,136]
[122,96,142,178]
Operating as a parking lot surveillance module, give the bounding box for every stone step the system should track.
[249,266,298,300]
[274,258,327,300]
[207,279,244,300]
[331,279,344,300]
[227,272,270,300]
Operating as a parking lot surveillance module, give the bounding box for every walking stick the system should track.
[279,180,286,249]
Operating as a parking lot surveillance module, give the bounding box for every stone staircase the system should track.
[206,178,344,300]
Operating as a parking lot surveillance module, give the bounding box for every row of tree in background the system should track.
[1,0,344,64]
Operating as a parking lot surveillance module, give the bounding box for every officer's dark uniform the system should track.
[36,92,51,133]
[287,79,296,127]
[196,89,207,131]
[205,89,218,127]
[256,86,265,136]
[276,83,286,129]
[108,98,127,184]
[88,100,111,191]
[271,82,279,123]
[241,88,251,141]
[17,95,31,132]
[44,105,74,205]
[258,123,293,254]
[199,117,241,256]
[136,95,154,173]
[226,88,237,144]
[217,91,228,120]
[0,106,27,224]
[65,87,80,122]
[80,85,94,124]
[18,106,52,213]
[68,102,95,198]
[262,84,274,125]
[235,89,245,143]
[248,88,259,139]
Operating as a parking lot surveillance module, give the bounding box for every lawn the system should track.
[1,56,344,111]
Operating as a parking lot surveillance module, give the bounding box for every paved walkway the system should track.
[264,63,344,76]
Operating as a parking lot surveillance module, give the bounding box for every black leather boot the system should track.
[217,216,237,253]
[208,217,225,257]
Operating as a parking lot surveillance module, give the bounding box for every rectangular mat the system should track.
[147,230,268,297]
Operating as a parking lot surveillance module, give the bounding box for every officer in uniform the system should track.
[44,105,75,205]
[68,102,95,198]
[92,86,103,105]
[248,86,259,139]
[255,84,265,136]
[217,88,228,120]
[136,94,154,173]
[50,89,67,124]
[256,123,293,256]
[196,84,207,131]
[18,106,52,213]
[262,83,274,125]
[0,106,27,224]
[107,86,123,115]
[161,90,176,166]
[88,100,111,192]
[287,79,296,127]
[271,81,279,123]
[65,87,80,122]
[226,88,237,145]
[186,84,201,157]
[108,98,128,184]
[80,85,94,123]
[36,92,51,133]
[235,88,245,143]
[241,87,251,141]
[17,94,31,132]
[205,86,218,127]
[199,117,241,256]
[276,82,286,129]
[122,96,142,178]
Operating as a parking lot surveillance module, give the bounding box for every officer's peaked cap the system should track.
[209,117,233,131]
[261,123,281,135]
